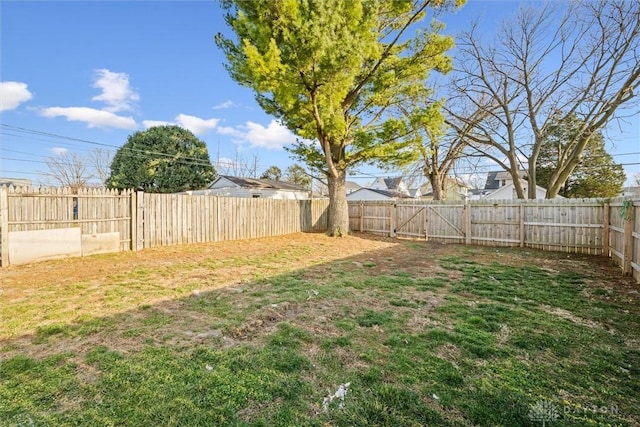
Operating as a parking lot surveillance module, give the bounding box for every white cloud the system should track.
[244,120,297,149]
[0,81,33,111]
[212,100,237,110]
[141,114,220,135]
[216,126,244,138]
[175,114,219,135]
[91,69,139,113]
[51,147,68,155]
[40,107,137,129]
[142,120,173,129]
[215,120,298,150]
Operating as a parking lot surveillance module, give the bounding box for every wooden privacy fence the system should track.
[1,186,638,283]
[349,198,640,282]
[137,193,328,248]
[0,186,329,266]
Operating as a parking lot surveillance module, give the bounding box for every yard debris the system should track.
[432,393,440,400]
[205,364,214,371]
[322,382,350,412]
[307,289,319,300]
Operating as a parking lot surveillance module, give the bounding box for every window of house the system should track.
[252,194,261,198]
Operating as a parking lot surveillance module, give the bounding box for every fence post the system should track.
[359,203,364,232]
[425,205,429,242]
[623,202,635,275]
[390,203,397,238]
[135,191,144,250]
[0,186,9,267]
[519,202,525,247]
[214,196,220,242]
[130,190,137,251]
[602,203,610,257]
[464,200,471,245]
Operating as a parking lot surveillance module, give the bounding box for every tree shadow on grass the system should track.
[1,232,639,426]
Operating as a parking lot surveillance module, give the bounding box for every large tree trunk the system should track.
[429,173,444,201]
[326,169,349,236]
[527,153,538,199]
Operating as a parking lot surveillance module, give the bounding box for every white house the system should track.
[369,176,423,198]
[474,170,559,200]
[185,175,311,200]
[346,188,413,201]
[481,182,551,200]
[369,177,410,195]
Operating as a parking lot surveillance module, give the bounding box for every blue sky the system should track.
[1,1,638,188]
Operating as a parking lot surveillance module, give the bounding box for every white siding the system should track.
[187,187,309,200]
[482,183,552,200]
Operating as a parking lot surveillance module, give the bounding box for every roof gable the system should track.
[383,177,403,190]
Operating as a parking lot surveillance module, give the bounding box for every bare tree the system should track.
[216,151,260,177]
[44,152,94,190]
[87,148,113,187]
[452,0,640,198]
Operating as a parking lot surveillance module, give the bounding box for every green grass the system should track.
[1,239,639,426]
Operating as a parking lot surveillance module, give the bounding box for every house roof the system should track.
[484,171,500,190]
[367,188,412,199]
[0,177,31,187]
[383,177,403,190]
[347,187,410,200]
[484,170,527,190]
[345,181,361,190]
[213,175,308,192]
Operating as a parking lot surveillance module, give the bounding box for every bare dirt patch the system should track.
[2,232,637,367]
[1,233,397,337]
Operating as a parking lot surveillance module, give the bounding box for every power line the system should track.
[2,123,638,182]
[1,124,222,169]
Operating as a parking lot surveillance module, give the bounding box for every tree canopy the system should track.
[536,115,625,199]
[284,164,312,190]
[260,166,282,181]
[107,125,216,193]
[216,0,461,235]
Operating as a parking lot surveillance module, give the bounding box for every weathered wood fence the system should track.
[1,186,638,283]
[349,199,640,282]
[137,192,328,248]
[0,186,328,266]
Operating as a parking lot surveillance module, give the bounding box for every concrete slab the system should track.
[82,232,120,256]
[8,228,82,265]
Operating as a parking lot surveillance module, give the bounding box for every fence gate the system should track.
[393,202,467,242]
[395,204,427,238]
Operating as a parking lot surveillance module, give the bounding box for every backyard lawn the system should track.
[1,232,639,426]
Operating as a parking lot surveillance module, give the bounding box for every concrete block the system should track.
[82,232,120,256]
[8,228,82,265]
